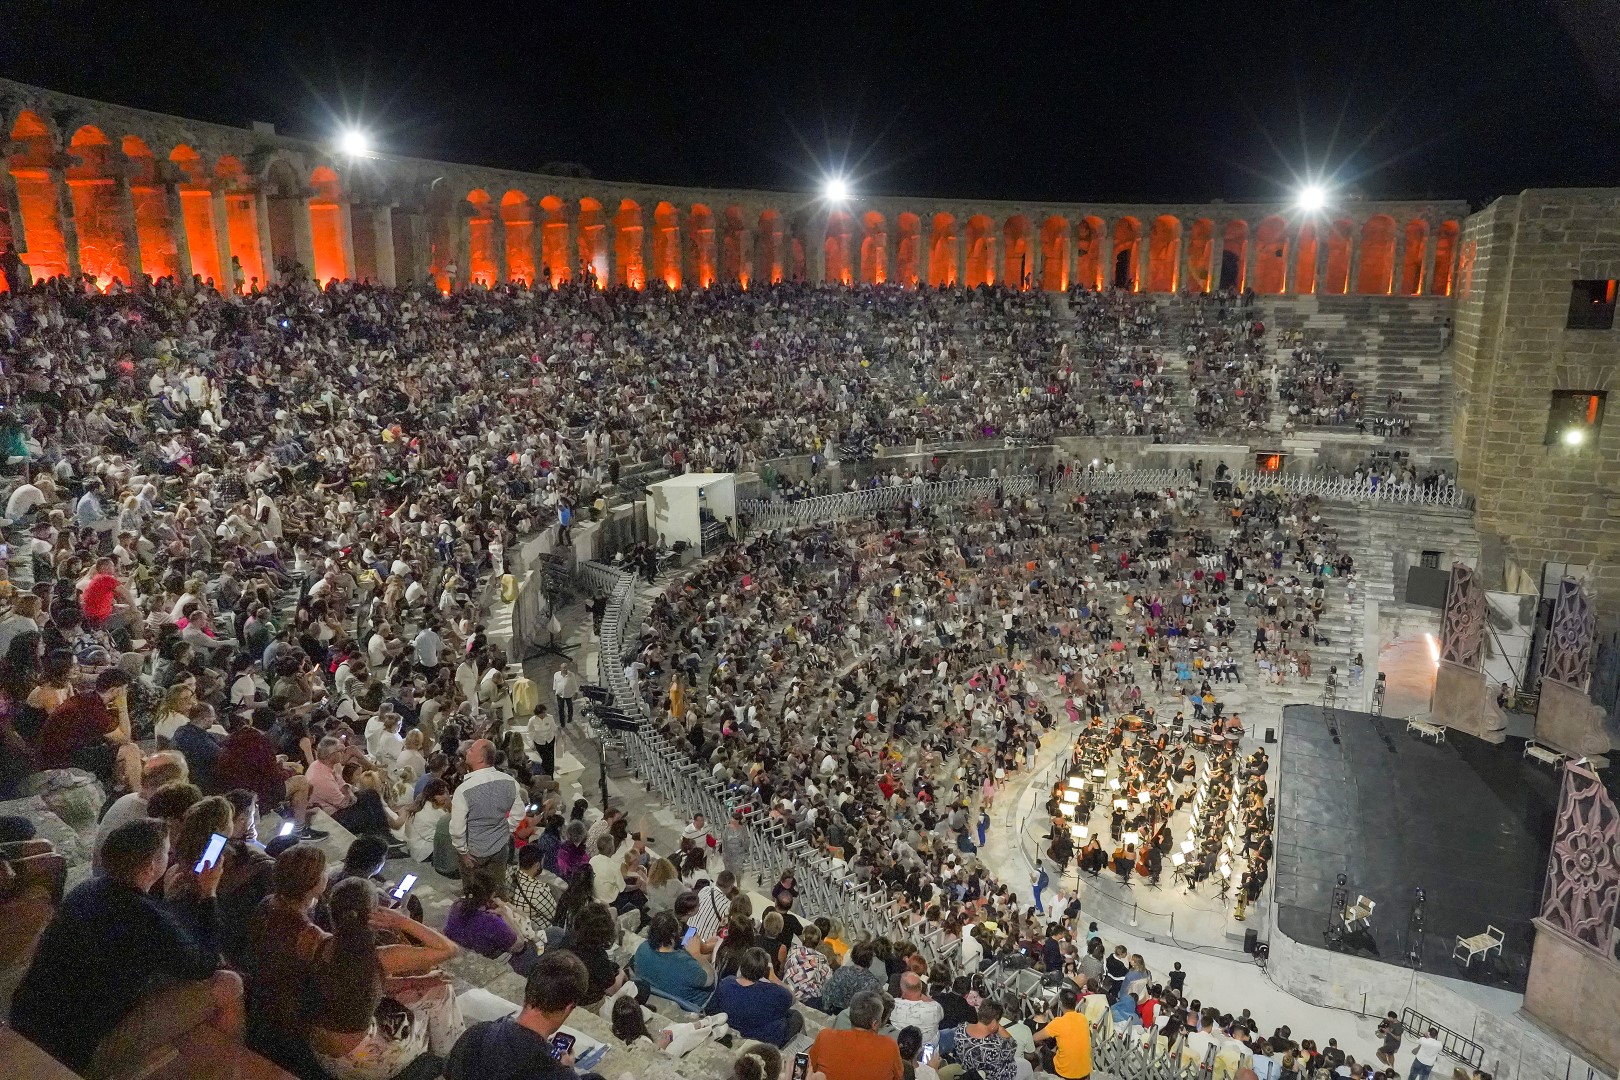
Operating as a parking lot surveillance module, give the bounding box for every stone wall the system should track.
[1450,190,1620,615]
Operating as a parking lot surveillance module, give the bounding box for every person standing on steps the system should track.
[1375,1011,1404,1068]
[553,661,579,729]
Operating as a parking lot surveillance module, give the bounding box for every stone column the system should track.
[488,208,508,284]
[251,190,274,290]
[954,224,967,287]
[1208,219,1225,292]
[1421,218,1439,295]
[291,191,317,280]
[1314,226,1330,295]
[371,205,397,287]
[807,214,827,284]
[1347,223,1364,295]
[404,210,432,285]
[1029,220,1045,291]
[210,188,236,290]
[883,222,898,287]
[337,200,357,282]
[0,167,25,252]
[50,165,83,280]
[161,177,194,282]
[112,168,145,289]
[1282,227,1297,295]
[736,224,753,287]
[1179,221,1196,295]
[1390,224,1407,296]
[452,207,472,291]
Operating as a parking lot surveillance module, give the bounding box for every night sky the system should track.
[3,0,1618,206]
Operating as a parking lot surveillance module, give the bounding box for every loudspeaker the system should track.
[1264,728,1277,744]
[1243,928,1259,954]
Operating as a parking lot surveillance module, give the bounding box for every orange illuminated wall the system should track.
[577,198,607,284]
[653,203,681,288]
[756,210,782,285]
[824,209,854,285]
[122,137,180,282]
[1355,215,1395,294]
[1399,219,1428,295]
[465,190,498,286]
[896,213,922,287]
[1323,219,1354,294]
[1076,217,1104,291]
[614,200,645,288]
[1432,221,1460,296]
[1003,216,1032,289]
[723,207,747,285]
[170,146,222,285]
[1220,220,1248,291]
[1293,224,1319,295]
[539,196,570,284]
[8,111,70,281]
[66,126,132,288]
[1147,215,1181,293]
[1252,215,1287,295]
[307,166,348,285]
[688,205,716,288]
[964,215,995,287]
[928,213,958,286]
[1187,219,1215,293]
[501,192,535,285]
[1040,217,1069,291]
[216,157,265,290]
[860,211,887,284]
[1112,217,1143,290]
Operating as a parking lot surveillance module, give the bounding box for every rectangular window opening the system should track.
[1566,279,1616,330]
[1545,389,1607,446]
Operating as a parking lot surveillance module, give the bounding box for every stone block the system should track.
[1524,923,1620,1075]
[1430,660,1504,742]
[1533,678,1611,761]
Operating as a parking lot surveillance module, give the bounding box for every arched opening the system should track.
[964,215,996,287]
[1252,215,1288,295]
[1293,223,1319,294]
[1399,219,1428,296]
[501,192,535,285]
[1039,217,1069,291]
[7,111,69,281]
[860,211,888,285]
[1075,216,1104,291]
[465,189,498,286]
[1147,215,1181,293]
[1355,214,1396,294]
[614,199,644,288]
[121,136,180,282]
[1002,216,1032,289]
[264,159,303,285]
[1432,221,1460,296]
[213,156,265,290]
[722,206,747,286]
[1186,218,1215,293]
[538,195,570,285]
[1219,220,1249,291]
[1112,217,1143,290]
[172,145,224,285]
[65,126,131,288]
[756,210,783,285]
[1323,218,1354,294]
[896,213,923,287]
[653,202,681,288]
[824,209,854,285]
[577,197,608,286]
[307,166,348,284]
[928,213,958,286]
[687,204,716,288]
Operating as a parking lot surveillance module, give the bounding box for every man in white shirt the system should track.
[1409,1028,1443,1080]
[449,738,526,883]
[889,972,944,1048]
[552,661,579,727]
[412,622,445,673]
[365,710,405,770]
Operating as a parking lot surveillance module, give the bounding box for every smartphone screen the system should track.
[194,832,229,874]
[550,1033,575,1059]
[278,821,296,837]
[681,925,698,947]
[389,874,418,905]
[792,1051,811,1080]
[922,1042,936,1064]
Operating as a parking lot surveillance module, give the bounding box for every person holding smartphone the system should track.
[445,950,591,1079]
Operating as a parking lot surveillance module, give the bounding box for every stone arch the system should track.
[464,189,499,286]
[722,206,747,286]
[1432,220,1460,296]
[1399,218,1428,296]
[121,136,181,282]
[755,209,783,286]
[963,215,995,287]
[1112,216,1143,290]
[66,125,132,287]
[172,144,224,285]
[687,204,716,288]
[539,195,570,285]
[1293,223,1319,294]
[1323,218,1354,295]
[501,191,536,285]
[860,211,888,285]
[1219,220,1249,291]
[1075,216,1105,291]
[306,165,349,284]
[928,212,958,286]
[577,197,608,285]
[1039,216,1069,291]
[1147,214,1181,293]
[1355,214,1396,294]
[1186,218,1216,293]
[651,203,681,288]
[614,198,644,288]
[213,155,266,289]
[1002,215,1032,289]
[824,208,855,285]
[896,213,923,287]
[1252,215,1288,295]
[7,111,70,281]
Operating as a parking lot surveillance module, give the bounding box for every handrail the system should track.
[1400,1007,1484,1071]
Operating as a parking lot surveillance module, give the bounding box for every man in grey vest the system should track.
[449,739,526,887]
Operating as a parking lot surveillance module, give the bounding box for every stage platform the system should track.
[1272,704,1559,991]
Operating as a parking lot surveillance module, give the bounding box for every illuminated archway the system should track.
[896,213,923,287]
[824,209,854,285]
[1147,215,1181,293]
[1399,219,1428,296]
[7,111,70,281]
[961,215,994,287]
[723,206,747,286]
[1002,216,1032,289]
[172,145,224,285]
[1432,220,1460,296]
[1186,219,1215,293]
[688,205,716,288]
[1252,215,1288,295]
[213,156,266,289]
[860,211,888,284]
[66,126,132,288]
[121,136,180,282]
[1323,218,1354,294]
[755,210,783,285]
[1039,217,1069,291]
[501,192,535,285]
[1355,214,1396,294]
[653,202,681,288]
[577,198,608,285]
[613,199,644,288]
[928,213,958,286]
[1075,216,1104,291]
[307,166,349,284]
[465,189,498,287]
[1112,217,1143,290]
[1293,223,1319,295]
[538,196,570,285]
[1219,220,1249,291]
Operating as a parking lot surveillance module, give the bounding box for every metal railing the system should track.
[1400,1008,1484,1071]
[1231,470,1473,509]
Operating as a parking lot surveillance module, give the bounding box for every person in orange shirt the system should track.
[1034,987,1094,1080]
[807,990,903,1080]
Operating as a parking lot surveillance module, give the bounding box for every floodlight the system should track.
[1563,427,1586,447]
[338,128,372,157]
[823,176,850,202]
[1296,184,1327,213]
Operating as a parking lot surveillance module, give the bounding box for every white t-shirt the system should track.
[1413,1037,1443,1066]
[413,629,444,667]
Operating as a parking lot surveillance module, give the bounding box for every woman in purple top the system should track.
[442,874,538,975]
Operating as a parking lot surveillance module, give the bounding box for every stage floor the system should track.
[1273,705,1559,990]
